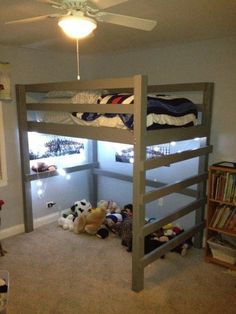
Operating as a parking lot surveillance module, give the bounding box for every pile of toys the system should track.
[58,199,193,256]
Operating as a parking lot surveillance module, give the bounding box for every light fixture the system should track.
[58,14,97,39]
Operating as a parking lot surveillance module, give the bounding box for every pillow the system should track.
[71,90,102,104]
[45,91,76,98]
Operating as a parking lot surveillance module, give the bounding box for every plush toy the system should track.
[73,206,107,235]
[96,225,110,239]
[31,162,57,172]
[71,199,92,216]
[58,214,75,231]
[106,203,133,233]
[97,200,121,214]
[151,223,193,256]
[58,199,92,231]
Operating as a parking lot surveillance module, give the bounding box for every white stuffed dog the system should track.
[58,199,92,231]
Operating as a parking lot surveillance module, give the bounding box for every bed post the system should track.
[16,85,34,232]
[132,74,148,292]
[89,140,98,207]
[194,83,214,247]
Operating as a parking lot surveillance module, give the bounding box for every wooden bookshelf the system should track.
[205,162,236,270]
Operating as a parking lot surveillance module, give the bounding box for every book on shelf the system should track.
[224,207,236,230]
[210,205,222,227]
[211,171,221,199]
[211,205,226,228]
[225,208,236,232]
[217,206,232,229]
[223,173,236,202]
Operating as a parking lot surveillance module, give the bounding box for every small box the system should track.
[207,237,236,265]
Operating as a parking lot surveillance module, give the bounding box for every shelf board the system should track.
[208,227,236,237]
[205,255,236,270]
[208,198,236,206]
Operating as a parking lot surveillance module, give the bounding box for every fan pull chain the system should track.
[76,39,80,80]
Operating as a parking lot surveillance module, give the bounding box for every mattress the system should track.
[29,91,198,130]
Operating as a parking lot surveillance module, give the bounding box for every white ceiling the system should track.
[1,0,236,55]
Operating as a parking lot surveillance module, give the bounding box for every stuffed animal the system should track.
[31,162,57,172]
[96,225,110,239]
[58,214,75,231]
[152,223,193,256]
[97,200,121,214]
[106,203,133,233]
[71,199,92,216]
[73,206,107,235]
[58,199,92,231]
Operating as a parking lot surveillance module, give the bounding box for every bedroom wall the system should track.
[0,44,83,235]
[0,35,235,236]
[81,36,236,226]
[82,36,236,165]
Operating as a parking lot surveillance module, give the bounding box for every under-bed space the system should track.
[16,75,214,291]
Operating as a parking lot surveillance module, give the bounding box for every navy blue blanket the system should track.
[72,94,198,130]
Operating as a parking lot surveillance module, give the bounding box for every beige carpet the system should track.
[0,222,235,314]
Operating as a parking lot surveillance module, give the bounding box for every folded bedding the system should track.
[71,94,198,130]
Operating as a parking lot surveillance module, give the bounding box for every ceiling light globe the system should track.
[58,15,97,39]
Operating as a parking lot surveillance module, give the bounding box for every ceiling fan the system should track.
[6,0,157,39]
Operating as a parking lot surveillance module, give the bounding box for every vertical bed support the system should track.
[132,75,148,292]
[89,140,98,206]
[194,83,214,247]
[16,85,33,232]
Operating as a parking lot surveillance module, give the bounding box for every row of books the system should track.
[210,171,236,203]
[210,204,236,231]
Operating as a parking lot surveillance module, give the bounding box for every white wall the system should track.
[0,35,235,235]
[0,44,77,232]
[82,36,236,164]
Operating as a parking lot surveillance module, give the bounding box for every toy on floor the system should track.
[71,199,92,216]
[97,200,121,214]
[96,204,132,239]
[73,202,107,235]
[152,223,193,256]
[96,225,110,239]
[110,204,133,251]
[117,212,193,255]
[58,199,92,231]
[0,277,8,311]
[107,203,133,232]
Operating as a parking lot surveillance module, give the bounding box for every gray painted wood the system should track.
[16,75,214,292]
[16,85,33,232]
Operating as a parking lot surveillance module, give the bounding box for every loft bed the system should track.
[16,75,214,292]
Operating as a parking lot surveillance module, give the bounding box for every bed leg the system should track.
[193,229,204,249]
[132,262,144,292]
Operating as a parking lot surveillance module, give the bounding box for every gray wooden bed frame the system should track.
[16,75,214,291]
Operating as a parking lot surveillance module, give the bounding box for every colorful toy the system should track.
[97,200,121,213]
[96,225,110,239]
[73,206,107,235]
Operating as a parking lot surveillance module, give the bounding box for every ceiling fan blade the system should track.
[90,0,128,10]
[98,12,157,31]
[5,14,61,25]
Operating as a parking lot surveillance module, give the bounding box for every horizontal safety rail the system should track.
[142,172,208,204]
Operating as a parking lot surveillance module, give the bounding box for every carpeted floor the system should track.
[0,222,235,314]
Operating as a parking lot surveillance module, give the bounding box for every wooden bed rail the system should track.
[15,75,214,292]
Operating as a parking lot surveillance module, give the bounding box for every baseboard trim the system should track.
[33,212,59,229]
[0,212,61,240]
[0,224,25,240]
